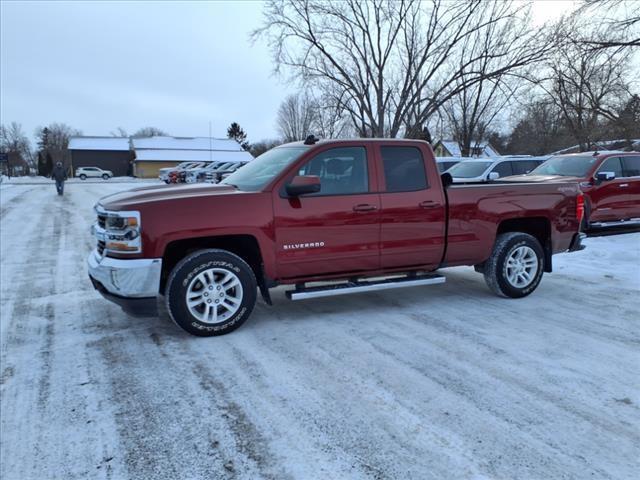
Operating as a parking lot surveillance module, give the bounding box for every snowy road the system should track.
[1,182,639,479]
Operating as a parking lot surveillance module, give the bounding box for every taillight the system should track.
[576,194,585,223]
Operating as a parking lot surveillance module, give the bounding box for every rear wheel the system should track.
[483,232,544,298]
[79,174,87,180]
[165,249,257,336]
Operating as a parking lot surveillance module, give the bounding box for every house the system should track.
[132,136,253,178]
[68,137,132,176]
[433,139,500,158]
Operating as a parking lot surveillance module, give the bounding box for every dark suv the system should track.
[527,152,640,228]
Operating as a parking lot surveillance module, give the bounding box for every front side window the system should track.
[622,156,640,177]
[597,157,623,178]
[512,161,540,175]
[381,146,427,192]
[491,161,513,177]
[297,147,368,195]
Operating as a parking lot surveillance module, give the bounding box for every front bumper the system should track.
[87,249,161,316]
[568,232,587,252]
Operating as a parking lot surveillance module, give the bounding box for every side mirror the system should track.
[440,172,453,188]
[595,171,615,184]
[285,175,321,196]
[488,172,500,181]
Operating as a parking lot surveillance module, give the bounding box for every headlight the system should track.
[95,207,142,254]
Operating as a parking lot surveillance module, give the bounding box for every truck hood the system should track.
[98,182,242,210]
[512,174,584,183]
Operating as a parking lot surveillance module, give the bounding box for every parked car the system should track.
[435,157,464,173]
[184,161,233,183]
[523,151,640,229]
[75,167,113,180]
[203,161,248,183]
[158,162,204,184]
[447,156,549,183]
[88,138,585,337]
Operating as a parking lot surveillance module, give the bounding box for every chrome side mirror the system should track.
[595,171,615,184]
[488,172,500,181]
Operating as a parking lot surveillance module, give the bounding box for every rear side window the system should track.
[598,157,623,177]
[622,156,640,177]
[381,146,427,192]
[491,161,513,177]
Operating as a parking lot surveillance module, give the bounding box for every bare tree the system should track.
[255,0,552,138]
[111,127,129,137]
[570,0,640,50]
[543,42,632,151]
[276,93,317,141]
[34,122,80,168]
[133,127,168,138]
[0,122,32,175]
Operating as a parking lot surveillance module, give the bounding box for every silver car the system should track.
[446,156,549,183]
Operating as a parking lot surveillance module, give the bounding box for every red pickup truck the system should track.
[524,151,640,229]
[88,138,586,336]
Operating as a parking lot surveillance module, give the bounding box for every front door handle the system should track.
[619,183,629,188]
[353,204,377,212]
[419,200,439,209]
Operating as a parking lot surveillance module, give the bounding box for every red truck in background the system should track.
[524,151,640,230]
[88,138,586,336]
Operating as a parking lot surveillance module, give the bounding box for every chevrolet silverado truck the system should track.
[88,138,586,336]
[522,151,640,230]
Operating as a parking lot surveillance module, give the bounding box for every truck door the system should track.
[273,145,380,279]
[590,156,626,222]
[621,155,640,220]
[376,145,446,270]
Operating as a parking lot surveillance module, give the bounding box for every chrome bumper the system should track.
[87,249,162,298]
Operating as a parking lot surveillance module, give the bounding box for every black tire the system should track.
[483,232,544,298]
[165,249,257,336]
[102,174,110,180]
[79,174,87,180]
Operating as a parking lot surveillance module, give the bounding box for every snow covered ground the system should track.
[1,182,639,480]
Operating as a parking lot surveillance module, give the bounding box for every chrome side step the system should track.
[286,273,445,301]
[589,218,640,229]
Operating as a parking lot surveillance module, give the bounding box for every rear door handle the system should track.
[419,200,439,209]
[619,183,629,188]
[353,204,377,212]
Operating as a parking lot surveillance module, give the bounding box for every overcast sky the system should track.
[1,1,577,144]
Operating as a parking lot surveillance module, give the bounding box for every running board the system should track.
[286,273,445,301]
[589,218,640,229]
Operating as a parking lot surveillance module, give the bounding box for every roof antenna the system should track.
[304,134,319,145]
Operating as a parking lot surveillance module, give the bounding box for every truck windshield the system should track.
[222,146,308,191]
[530,155,598,177]
[447,161,493,178]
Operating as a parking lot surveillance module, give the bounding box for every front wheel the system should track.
[165,249,257,336]
[483,232,544,298]
[102,174,110,180]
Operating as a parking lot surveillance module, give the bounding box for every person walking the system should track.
[52,161,66,195]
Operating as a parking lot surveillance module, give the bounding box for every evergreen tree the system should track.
[227,122,249,150]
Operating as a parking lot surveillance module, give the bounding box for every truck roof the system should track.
[281,138,431,147]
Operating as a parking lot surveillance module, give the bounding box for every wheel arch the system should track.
[160,234,266,294]
[496,216,552,272]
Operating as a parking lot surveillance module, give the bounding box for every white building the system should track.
[132,136,253,178]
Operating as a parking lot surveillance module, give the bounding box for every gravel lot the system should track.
[1,181,639,479]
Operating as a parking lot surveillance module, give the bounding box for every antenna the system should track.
[209,121,212,162]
